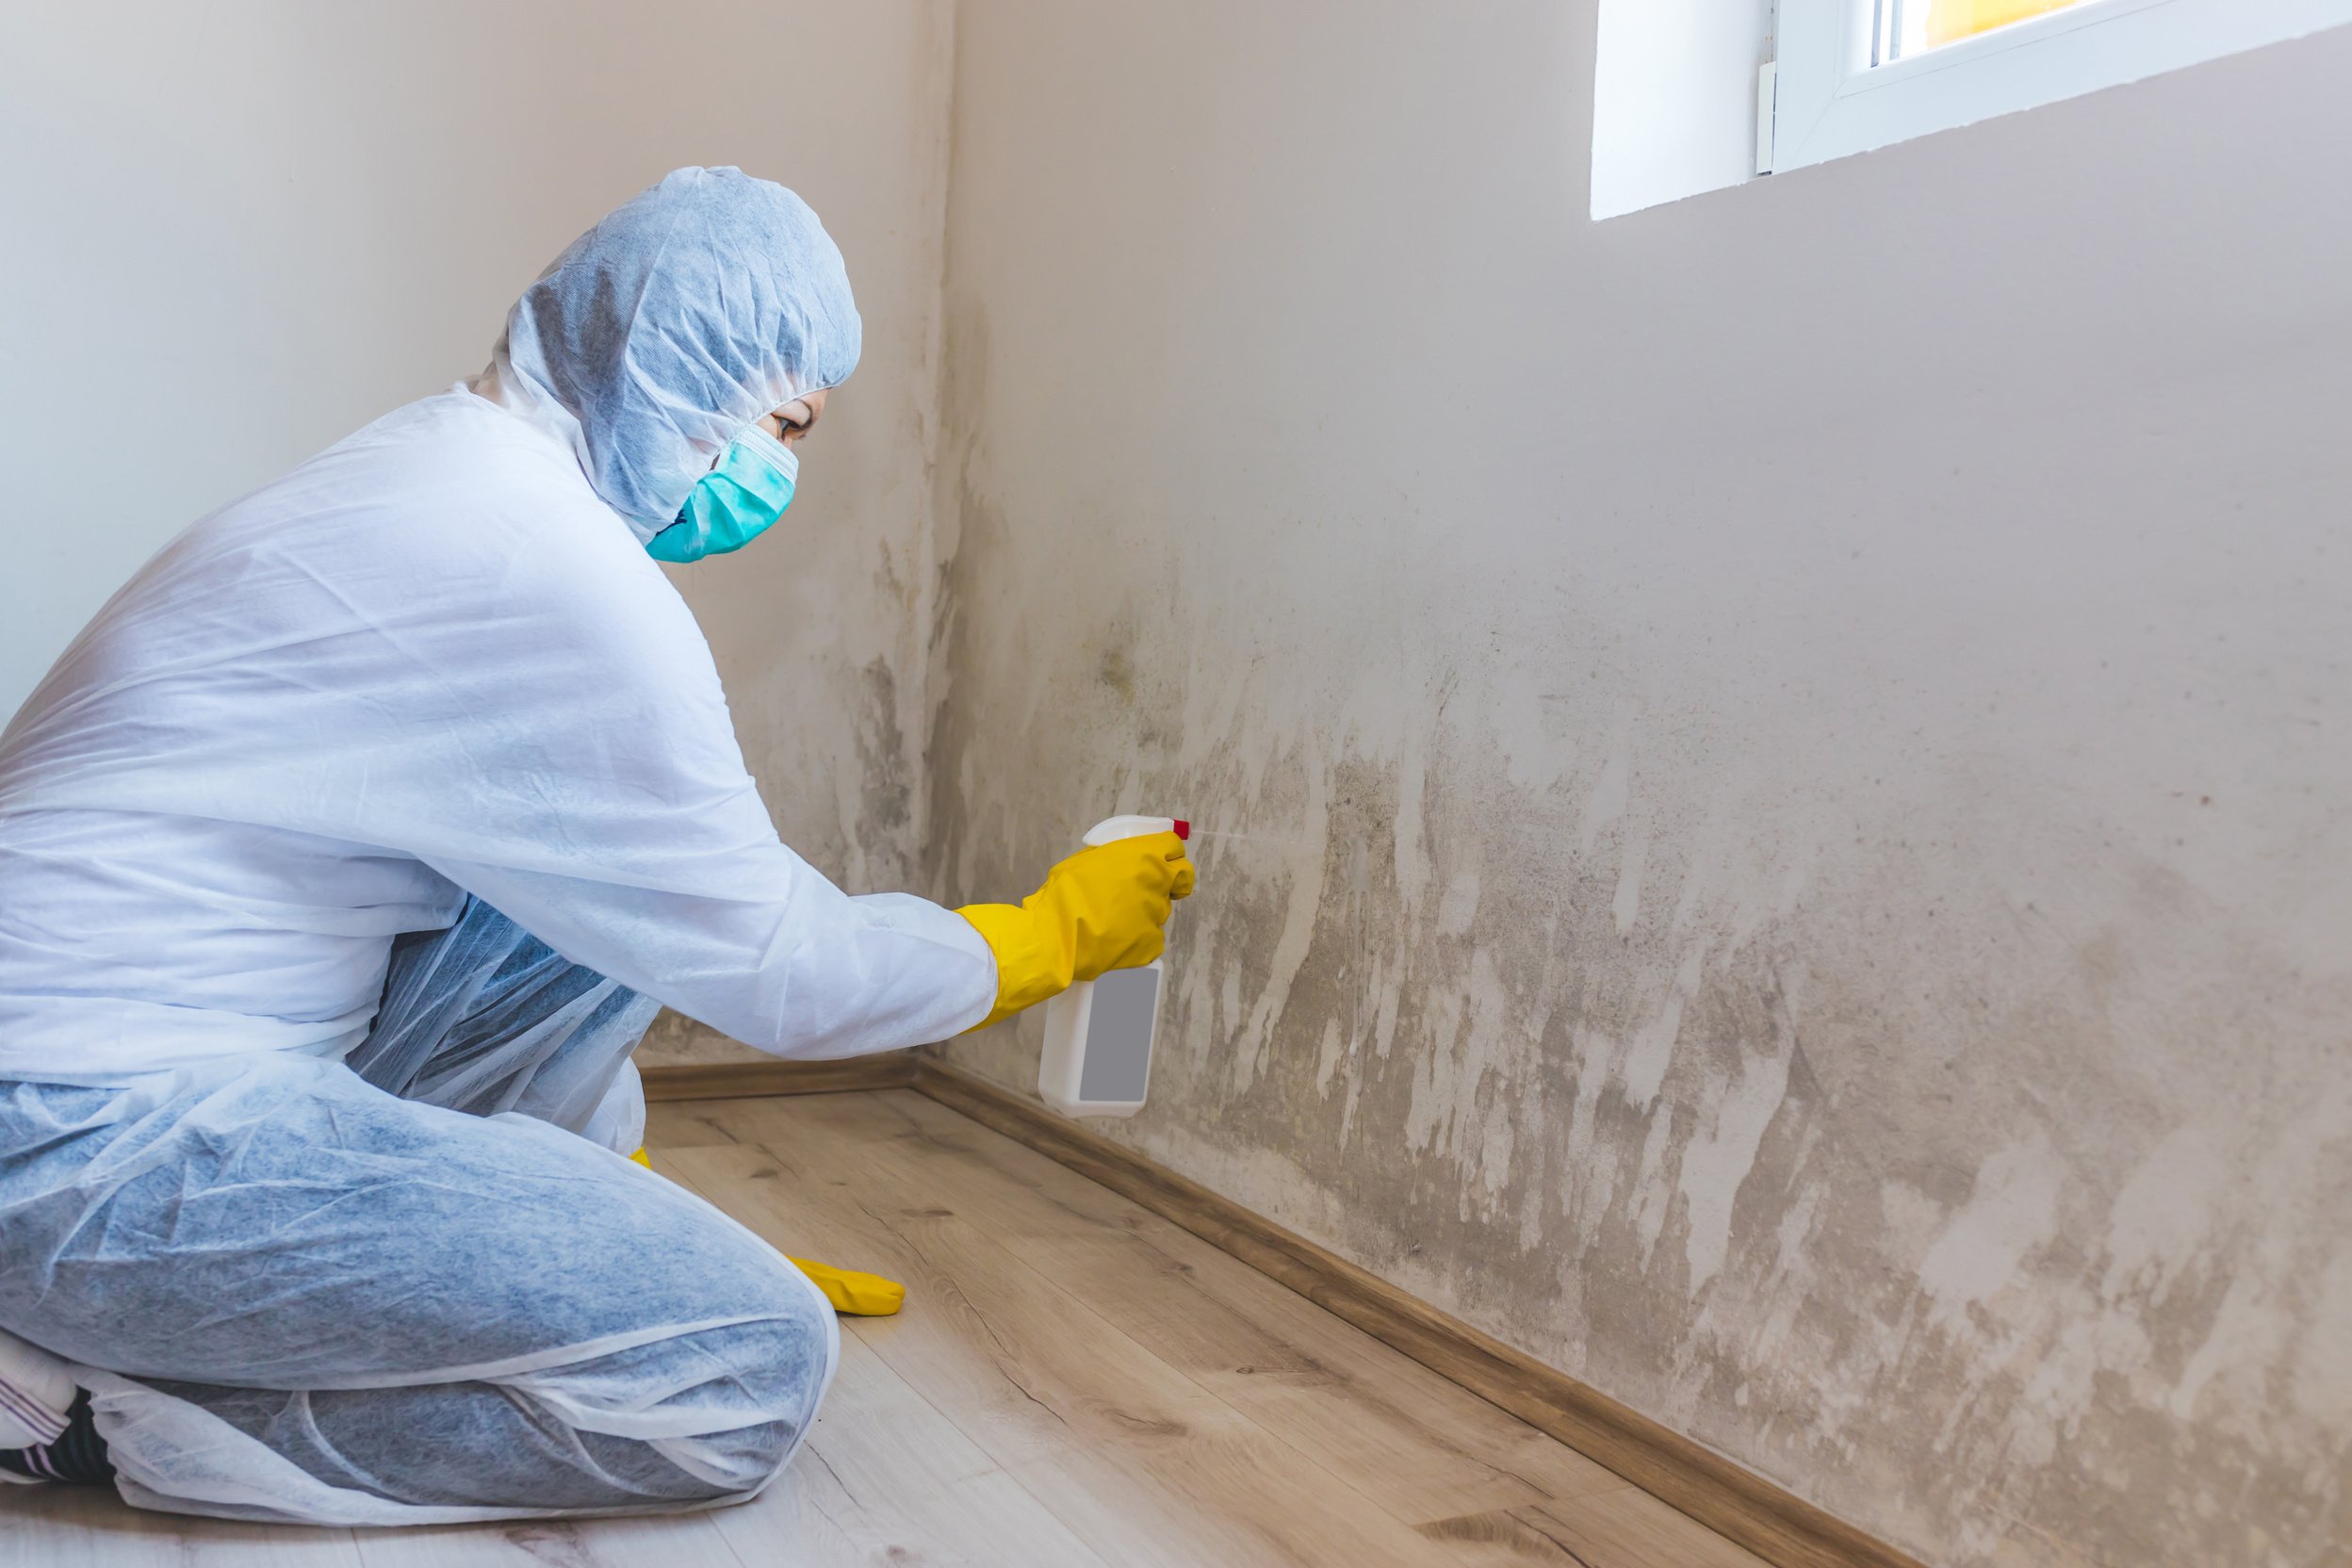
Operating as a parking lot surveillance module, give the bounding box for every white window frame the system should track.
[1769,0,2352,172]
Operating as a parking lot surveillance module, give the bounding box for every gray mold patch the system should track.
[930,654,2352,1568]
[855,654,915,850]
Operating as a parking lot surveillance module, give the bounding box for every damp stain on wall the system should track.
[912,7,2352,1560]
[909,253,2352,1563]
[927,596,2352,1567]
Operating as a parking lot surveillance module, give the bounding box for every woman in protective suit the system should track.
[0,167,1189,1524]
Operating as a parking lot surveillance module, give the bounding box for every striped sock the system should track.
[0,1390,111,1486]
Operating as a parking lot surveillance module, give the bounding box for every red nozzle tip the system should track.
[1172,819,1191,841]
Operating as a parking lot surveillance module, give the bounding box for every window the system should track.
[1768,0,2352,172]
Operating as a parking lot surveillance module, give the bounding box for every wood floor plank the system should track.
[350,1512,745,1568]
[0,1486,364,1567]
[732,1088,1629,1523]
[1416,1509,1606,1565]
[654,1154,1111,1568]
[644,1096,772,1152]
[688,1467,878,1568]
[1520,1486,1779,1568]
[669,1142,1261,1568]
[736,1336,1114,1568]
[668,1138,1529,1568]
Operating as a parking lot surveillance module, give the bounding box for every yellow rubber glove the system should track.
[788,1257,906,1316]
[956,830,1196,1032]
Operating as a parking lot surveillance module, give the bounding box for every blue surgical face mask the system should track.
[646,423,799,564]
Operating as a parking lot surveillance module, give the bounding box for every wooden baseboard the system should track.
[910,1057,1927,1568]
[640,1051,917,1102]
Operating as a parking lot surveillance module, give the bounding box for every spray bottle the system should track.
[1037,814,1189,1118]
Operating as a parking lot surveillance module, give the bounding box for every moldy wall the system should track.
[923,5,2352,1565]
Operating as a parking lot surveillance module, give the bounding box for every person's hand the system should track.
[956,832,1196,1031]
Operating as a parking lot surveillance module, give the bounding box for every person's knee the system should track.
[667,1415,801,1495]
[634,1264,837,1494]
[727,1259,838,1417]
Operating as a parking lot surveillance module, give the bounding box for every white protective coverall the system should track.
[0,167,997,1524]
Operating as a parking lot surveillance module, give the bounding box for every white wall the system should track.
[0,0,955,980]
[928,6,2352,1566]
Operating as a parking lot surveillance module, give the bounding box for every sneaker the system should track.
[0,1328,72,1451]
[0,1328,107,1486]
[0,1389,112,1485]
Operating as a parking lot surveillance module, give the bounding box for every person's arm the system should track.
[334,480,1178,1058]
[432,847,999,1058]
[407,536,998,1056]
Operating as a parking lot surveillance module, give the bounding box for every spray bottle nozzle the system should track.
[1172,820,1190,841]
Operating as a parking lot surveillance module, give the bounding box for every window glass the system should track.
[1878,0,2096,63]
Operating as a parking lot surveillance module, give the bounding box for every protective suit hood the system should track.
[487,166,861,544]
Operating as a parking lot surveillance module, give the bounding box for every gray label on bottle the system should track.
[1079,966,1160,1103]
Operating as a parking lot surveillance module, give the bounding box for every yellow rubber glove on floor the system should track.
[787,1256,906,1316]
[625,1149,905,1315]
[956,830,1196,1031]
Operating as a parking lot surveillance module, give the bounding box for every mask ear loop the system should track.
[732,421,800,480]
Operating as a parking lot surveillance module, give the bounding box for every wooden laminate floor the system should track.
[4,1088,1767,1568]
